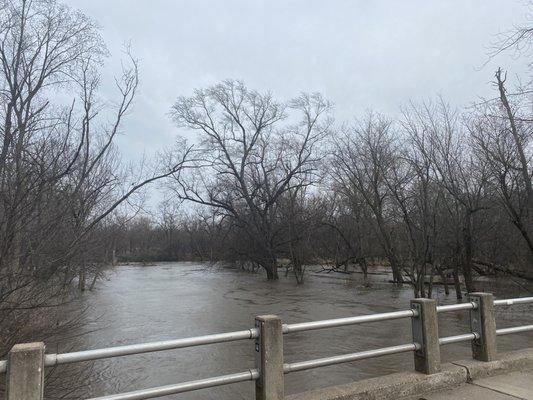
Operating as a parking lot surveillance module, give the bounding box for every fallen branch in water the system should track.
[472,259,533,282]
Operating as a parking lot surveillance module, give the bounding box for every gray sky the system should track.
[66,0,530,181]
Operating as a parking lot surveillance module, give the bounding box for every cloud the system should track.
[64,0,530,201]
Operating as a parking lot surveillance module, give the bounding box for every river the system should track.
[52,262,533,399]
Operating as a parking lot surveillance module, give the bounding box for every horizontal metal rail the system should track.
[494,297,533,306]
[283,343,419,373]
[86,369,259,400]
[282,309,417,334]
[436,302,476,313]
[496,325,533,336]
[282,302,477,335]
[439,332,479,345]
[0,296,532,380]
[43,329,258,368]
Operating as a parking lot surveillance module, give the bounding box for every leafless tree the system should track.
[331,114,404,283]
[488,1,533,63]
[470,69,533,264]
[0,0,190,363]
[412,100,489,295]
[169,80,332,279]
[399,103,456,297]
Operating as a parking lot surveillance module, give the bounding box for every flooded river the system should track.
[53,262,533,399]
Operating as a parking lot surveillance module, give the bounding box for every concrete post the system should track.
[411,298,441,374]
[468,292,497,362]
[255,315,284,400]
[6,342,45,400]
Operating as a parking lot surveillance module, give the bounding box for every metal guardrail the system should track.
[494,297,533,306]
[1,295,532,400]
[87,370,260,400]
[282,343,420,374]
[282,309,418,333]
[494,297,533,336]
[43,328,258,368]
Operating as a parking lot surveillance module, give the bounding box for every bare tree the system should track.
[0,0,190,362]
[331,113,404,283]
[414,100,488,294]
[399,103,455,297]
[470,69,533,263]
[488,1,533,63]
[169,80,332,279]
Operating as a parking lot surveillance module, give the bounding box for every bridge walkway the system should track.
[405,368,533,400]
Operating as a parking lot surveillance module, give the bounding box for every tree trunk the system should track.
[462,214,476,293]
[89,273,98,290]
[294,263,305,284]
[439,268,450,296]
[427,265,434,298]
[266,262,279,280]
[361,258,368,279]
[418,267,426,298]
[496,69,533,262]
[374,211,403,283]
[388,253,404,284]
[453,265,462,300]
[272,264,279,280]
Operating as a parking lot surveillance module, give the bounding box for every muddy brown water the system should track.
[49,262,533,399]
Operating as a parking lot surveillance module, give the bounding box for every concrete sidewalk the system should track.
[287,348,533,400]
[405,369,533,399]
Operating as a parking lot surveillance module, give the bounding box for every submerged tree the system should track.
[331,114,404,283]
[169,80,332,279]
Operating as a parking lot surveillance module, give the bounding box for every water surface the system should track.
[53,262,533,399]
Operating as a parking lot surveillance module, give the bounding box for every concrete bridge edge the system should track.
[285,347,533,400]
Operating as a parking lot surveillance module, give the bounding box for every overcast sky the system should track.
[65,0,530,184]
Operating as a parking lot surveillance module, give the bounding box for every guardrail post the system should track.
[469,292,497,361]
[6,342,45,400]
[255,315,284,400]
[411,298,440,374]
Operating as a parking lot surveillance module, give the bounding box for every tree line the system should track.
[109,74,532,299]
